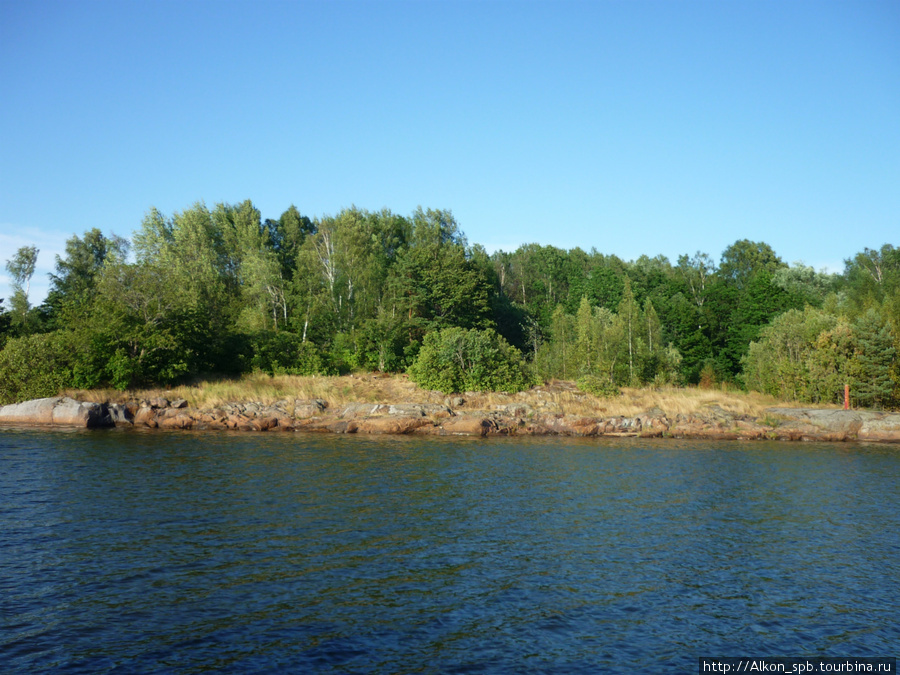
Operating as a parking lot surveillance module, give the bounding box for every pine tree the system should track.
[852,308,896,408]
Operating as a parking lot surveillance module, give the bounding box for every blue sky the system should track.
[2,0,898,303]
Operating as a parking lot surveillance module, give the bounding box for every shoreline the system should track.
[2,395,900,443]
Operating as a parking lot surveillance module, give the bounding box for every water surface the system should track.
[1,430,898,673]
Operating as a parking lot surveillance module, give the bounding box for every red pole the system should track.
[844,383,850,410]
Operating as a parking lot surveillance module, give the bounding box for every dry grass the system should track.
[595,385,815,418]
[65,373,828,418]
[65,373,445,410]
[461,382,816,418]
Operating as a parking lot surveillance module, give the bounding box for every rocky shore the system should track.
[2,395,900,442]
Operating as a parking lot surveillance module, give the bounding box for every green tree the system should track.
[5,245,38,297]
[45,230,127,320]
[615,277,641,385]
[574,296,597,374]
[807,320,855,404]
[135,203,233,317]
[641,297,681,383]
[0,298,11,351]
[852,308,896,408]
[773,263,837,306]
[5,245,39,330]
[496,243,574,327]
[390,235,492,336]
[742,307,840,401]
[534,305,576,381]
[676,252,714,311]
[719,239,785,290]
[266,204,315,278]
[662,291,710,382]
[43,257,217,391]
[843,244,900,317]
[714,270,798,379]
[132,203,237,371]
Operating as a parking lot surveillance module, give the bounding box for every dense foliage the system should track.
[1,200,897,408]
[408,327,533,394]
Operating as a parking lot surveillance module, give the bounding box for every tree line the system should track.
[1,200,897,407]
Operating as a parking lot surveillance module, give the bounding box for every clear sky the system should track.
[2,0,898,303]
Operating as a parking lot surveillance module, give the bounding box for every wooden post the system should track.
[844,383,850,410]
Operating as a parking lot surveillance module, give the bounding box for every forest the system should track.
[1,200,897,408]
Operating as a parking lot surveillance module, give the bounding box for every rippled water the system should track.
[1,430,898,673]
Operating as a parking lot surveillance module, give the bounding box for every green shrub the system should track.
[576,374,620,398]
[325,332,361,375]
[249,330,326,376]
[408,327,534,394]
[0,331,75,404]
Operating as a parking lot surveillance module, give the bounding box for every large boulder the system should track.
[437,417,492,436]
[291,399,328,418]
[764,407,900,441]
[158,413,194,430]
[766,408,864,437]
[858,413,900,441]
[107,403,133,426]
[133,406,157,427]
[0,397,112,428]
[636,408,670,436]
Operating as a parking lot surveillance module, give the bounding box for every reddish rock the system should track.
[293,418,336,433]
[158,414,193,430]
[194,415,227,430]
[571,418,601,436]
[773,425,851,442]
[357,416,433,435]
[9,393,900,443]
[636,408,669,433]
[272,414,295,430]
[519,422,556,436]
[256,416,279,431]
[226,414,258,431]
[438,417,490,436]
[133,406,157,427]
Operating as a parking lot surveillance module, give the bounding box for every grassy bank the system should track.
[64,374,821,419]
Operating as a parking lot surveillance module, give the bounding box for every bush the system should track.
[408,327,534,394]
[249,331,326,376]
[698,360,717,389]
[0,331,75,404]
[576,374,620,398]
[325,332,361,375]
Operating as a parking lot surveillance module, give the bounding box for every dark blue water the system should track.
[1,430,898,674]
